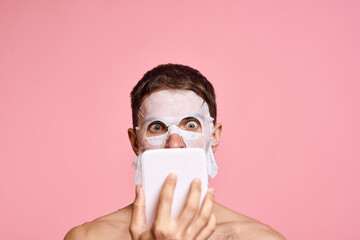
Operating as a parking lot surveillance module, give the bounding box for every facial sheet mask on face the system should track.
[131,90,218,185]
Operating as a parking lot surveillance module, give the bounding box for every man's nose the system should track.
[164,134,186,148]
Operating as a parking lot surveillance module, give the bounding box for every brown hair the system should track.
[130,63,217,129]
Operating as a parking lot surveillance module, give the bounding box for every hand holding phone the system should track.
[130,172,216,240]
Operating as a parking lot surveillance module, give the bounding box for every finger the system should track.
[130,185,146,239]
[138,231,155,240]
[155,173,178,220]
[194,213,217,240]
[184,188,215,238]
[178,178,202,226]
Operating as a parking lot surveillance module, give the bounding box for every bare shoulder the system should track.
[64,205,133,240]
[212,202,286,240]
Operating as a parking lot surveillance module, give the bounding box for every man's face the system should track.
[128,89,222,184]
[134,89,215,153]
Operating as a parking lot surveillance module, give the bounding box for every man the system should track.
[65,64,285,239]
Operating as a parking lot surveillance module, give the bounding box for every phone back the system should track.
[141,148,208,226]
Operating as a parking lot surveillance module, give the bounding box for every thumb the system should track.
[130,185,146,239]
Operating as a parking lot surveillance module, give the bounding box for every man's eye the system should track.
[149,123,164,132]
[186,121,198,130]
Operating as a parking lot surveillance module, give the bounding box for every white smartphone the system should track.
[141,148,208,226]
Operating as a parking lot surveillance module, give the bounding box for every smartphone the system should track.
[141,148,208,226]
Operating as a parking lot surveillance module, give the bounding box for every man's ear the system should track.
[211,123,222,153]
[128,128,139,156]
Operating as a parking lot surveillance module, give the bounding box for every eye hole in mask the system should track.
[182,117,200,131]
[147,121,167,136]
[146,117,202,137]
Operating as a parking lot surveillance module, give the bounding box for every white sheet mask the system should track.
[131,89,218,184]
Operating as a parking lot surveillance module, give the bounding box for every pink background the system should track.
[1,0,359,239]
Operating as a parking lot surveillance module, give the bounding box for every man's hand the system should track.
[130,173,216,240]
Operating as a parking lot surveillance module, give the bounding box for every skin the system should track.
[64,94,286,240]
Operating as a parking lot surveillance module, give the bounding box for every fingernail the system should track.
[194,177,201,184]
[169,172,177,179]
[208,188,215,195]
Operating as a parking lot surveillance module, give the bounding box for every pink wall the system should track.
[1,0,359,239]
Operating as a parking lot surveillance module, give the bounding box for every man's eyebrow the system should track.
[143,113,204,125]
[190,113,204,120]
[143,116,159,124]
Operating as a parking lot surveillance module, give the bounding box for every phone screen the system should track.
[141,148,208,226]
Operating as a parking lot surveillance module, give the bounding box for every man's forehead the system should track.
[139,89,206,117]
